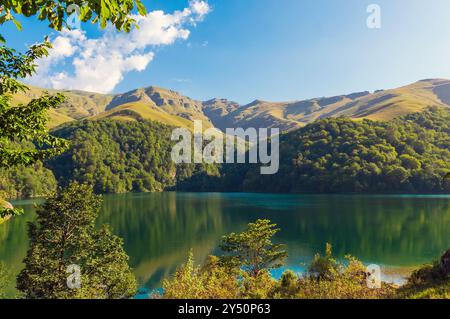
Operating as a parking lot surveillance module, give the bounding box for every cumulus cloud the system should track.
[29,1,210,93]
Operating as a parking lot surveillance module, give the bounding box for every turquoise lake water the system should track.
[1,192,449,297]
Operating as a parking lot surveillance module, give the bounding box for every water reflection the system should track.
[0,193,449,297]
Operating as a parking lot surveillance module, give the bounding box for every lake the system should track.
[1,192,449,297]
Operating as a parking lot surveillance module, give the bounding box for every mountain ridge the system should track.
[13,78,450,131]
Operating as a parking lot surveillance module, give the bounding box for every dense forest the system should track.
[47,120,218,194]
[49,120,178,193]
[0,107,449,198]
[0,119,218,198]
[181,106,450,194]
[0,161,57,199]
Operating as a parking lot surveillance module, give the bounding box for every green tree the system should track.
[163,251,239,299]
[219,219,287,277]
[0,0,147,32]
[0,40,68,218]
[0,41,69,168]
[0,0,149,169]
[16,183,137,299]
[307,243,339,280]
[0,0,148,218]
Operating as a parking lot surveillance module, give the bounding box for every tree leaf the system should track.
[12,18,22,31]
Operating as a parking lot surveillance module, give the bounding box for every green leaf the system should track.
[100,17,107,29]
[0,15,7,25]
[12,18,23,31]
[136,0,147,16]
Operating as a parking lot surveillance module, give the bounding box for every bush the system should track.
[162,252,239,299]
[397,259,450,299]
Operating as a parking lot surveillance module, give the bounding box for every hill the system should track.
[179,107,450,194]
[46,120,218,194]
[1,107,449,198]
[203,79,450,131]
[93,86,214,129]
[11,85,113,128]
[12,78,450,131]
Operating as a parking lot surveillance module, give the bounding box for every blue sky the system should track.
[3,0,450,103]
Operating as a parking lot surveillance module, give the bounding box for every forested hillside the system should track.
[211,107,450,193]
[47,120,218,194]
[0,120,215,198]
[0,161,57,199]
[45,120,200,193]
[1,107,449,198]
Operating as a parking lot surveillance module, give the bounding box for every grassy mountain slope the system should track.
[204,79,450,131]
[100,86,214,129]
[321,79,450,121]
[12,79,450,131]
[92,101,194,129]
[12,85,113,128]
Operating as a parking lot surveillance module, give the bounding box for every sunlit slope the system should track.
[203,79,450,131]
[321,79,450,121]
[11,78,450,131]
[12,85,113,128]
[92,101,195,129]
[46,109,75,127]
[102,86,214,129]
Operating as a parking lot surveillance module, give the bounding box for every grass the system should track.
[93,101,215,130]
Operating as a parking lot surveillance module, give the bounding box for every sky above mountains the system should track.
[3,0,450,103]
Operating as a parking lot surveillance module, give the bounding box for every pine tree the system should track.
[16,183,137,299]
[219,219,288,277]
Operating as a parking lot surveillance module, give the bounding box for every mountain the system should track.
[321,79,450,121]
[12,85,113,128]
[3,104,449,198]
[203,79,450,131]
[93,86,214,129]
[178,107,450,194]
[12,79,450,131]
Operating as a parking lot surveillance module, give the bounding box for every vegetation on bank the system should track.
[161,219,449,299]
[397,254,450,299]
[0,161,57,199]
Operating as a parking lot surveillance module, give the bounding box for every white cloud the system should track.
[191,0,211,17]
[29,1,210,93]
